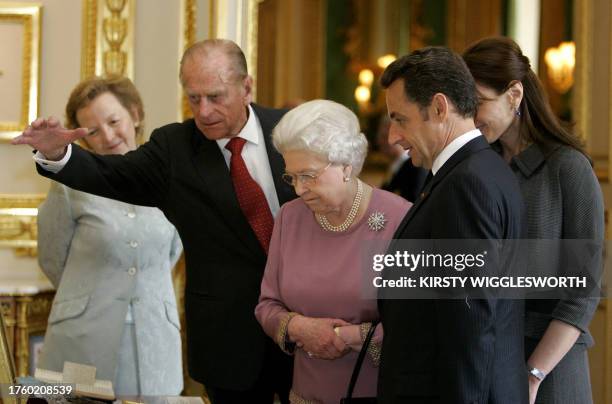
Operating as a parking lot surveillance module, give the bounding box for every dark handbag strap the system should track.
[345,320,379,399]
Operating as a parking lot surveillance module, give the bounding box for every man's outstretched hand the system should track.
[11,117,89,161]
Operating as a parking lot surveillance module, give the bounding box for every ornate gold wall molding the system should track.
[574,0,611,183]
[80,0,135,80]
[609,0,612,189]
[573,1,599,176]
[0,194,45,257]
[208,0,216,38]
[247,0,263,102]
[0,314,17,394]
[182,0,197,57]
[179,0,197,120]
[573,0,592,143]
[1,291,54,378]
[81,0,98,79]
[0,3,41,142]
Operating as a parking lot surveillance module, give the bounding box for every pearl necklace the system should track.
[315,179,363,232]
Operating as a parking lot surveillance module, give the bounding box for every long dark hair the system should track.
[462,36,586,156]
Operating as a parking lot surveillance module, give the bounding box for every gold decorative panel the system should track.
[0,314,17,395]
[0,2,41,143]
[247,0,263,102]
[0,194,45,257]
[0,290,54,378]
[180,0,198,121]
[81,0,135,80]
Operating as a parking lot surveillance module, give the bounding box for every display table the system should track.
[0,279,55,377]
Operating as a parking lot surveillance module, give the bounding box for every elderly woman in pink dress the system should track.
[255,99,412,403]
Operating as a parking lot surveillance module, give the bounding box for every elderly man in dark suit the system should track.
[377,47,527,403]
[13,39,294,404]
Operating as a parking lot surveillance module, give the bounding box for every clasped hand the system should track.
[11,117,89,160]
[287,315,362,360]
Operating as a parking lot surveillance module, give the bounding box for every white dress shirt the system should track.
[34,145,73,173]
[215,105,281,217]
[431,129,482,175]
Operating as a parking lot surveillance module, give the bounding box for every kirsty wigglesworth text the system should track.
[373,276,587,289]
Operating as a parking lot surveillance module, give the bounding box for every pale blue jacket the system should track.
[37,182,183,395]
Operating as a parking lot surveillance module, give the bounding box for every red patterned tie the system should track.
[225,137,274,253]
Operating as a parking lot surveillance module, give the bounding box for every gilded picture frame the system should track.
[0,2,41,143]
[0,194,45,257]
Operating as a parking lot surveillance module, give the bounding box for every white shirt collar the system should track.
[431,129,482,175]
[216,105,259,148]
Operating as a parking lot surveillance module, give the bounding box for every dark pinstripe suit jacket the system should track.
[378,136,529,404]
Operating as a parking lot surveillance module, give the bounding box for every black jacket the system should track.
[378,136,528,404]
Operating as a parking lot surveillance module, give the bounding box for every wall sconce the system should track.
[544,41,575,94]
[355,85,371,104]
[355,69,374,111]
[377,54,396,69]
[358,69,374,87]
[354,58,394,113]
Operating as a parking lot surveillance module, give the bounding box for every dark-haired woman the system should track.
[463,37,603,404]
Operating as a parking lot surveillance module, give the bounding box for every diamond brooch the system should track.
[367,211,387,231]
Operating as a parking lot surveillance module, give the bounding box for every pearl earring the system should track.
[343,177,350,182]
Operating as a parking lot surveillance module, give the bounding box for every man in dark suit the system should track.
[381,155,428,203]
[377,47,527,403]
[13,39,293,404]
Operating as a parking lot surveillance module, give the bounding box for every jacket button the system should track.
[129,240,139,248]
[127,267,137,275]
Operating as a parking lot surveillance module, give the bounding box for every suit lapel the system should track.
[392,136,490,239]
[189,121,264,259]
[391,176,434,242]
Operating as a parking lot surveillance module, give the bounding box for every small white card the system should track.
[62,361,96,385]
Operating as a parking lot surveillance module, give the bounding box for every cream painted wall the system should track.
[134,0,181,135]
[0,0,82,195]
[1,0,82,281]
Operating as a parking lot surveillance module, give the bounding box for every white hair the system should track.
[272,99,368,175]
